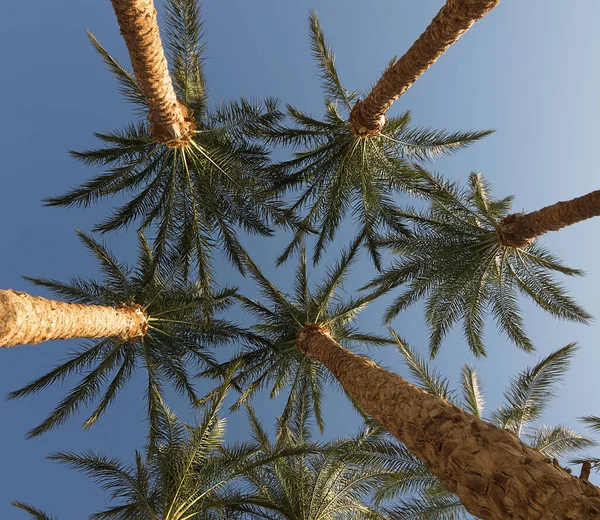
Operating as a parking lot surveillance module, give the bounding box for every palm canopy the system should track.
[45,0,283,281]
[8,230,248,439]
[202,238,391,432]
[12,386,285,520]
[366,171,591,357]
[265,11,491,268]
[378,334,595,519]
[225,385,392,520]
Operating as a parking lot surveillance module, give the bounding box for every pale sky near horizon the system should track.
[2,1,600,517]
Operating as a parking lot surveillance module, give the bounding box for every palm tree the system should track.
[378,336,595,519]
[224,386,391,520]
[292,319,600,518]
[109,0,194,145]
[6,230,247,438]
[45,0,283,281]
[365,171,591,357]
[349,0,500,137]
[12,386,273,520]
[202,239,392,431]
[266,11,491,268]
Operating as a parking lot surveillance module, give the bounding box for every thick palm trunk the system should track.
[350,0,499,137]
[497,189,600,248]
[0,289,148,347]
[110,0,194,146]
[296,324,600,519]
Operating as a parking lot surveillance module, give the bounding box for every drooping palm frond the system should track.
[201,240,392,431]
[264,11,492,268]
[45,1,284,281]
[527,425,594,460]
[490,343,578,437]
[12,503,57,520]
[366,171,590,357]
[459,365,485,418]
[581,416,600,435]
[8,231,249,438]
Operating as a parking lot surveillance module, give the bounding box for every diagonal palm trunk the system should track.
[296,324,600,519]
[350,0,500,137]
[110,0,194,145]
[497,189,600,248]
[0,289,148,347]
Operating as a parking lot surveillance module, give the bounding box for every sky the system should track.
[2,0,600,517]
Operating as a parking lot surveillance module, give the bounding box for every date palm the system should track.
[349,0,500,137]
[366,171,591,357]
[7,230,247,438]
[46,0,283,281]
[380,335,594,519]
[225,386,391,520]
[12,386,269,520]
[266,11,491,268]
[202,238,392,431]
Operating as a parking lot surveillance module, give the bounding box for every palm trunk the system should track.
[0,289,148,347]
[349,0,499,137]
[296,324,600,519]
[497,189,600,248]
[110,0,194,146]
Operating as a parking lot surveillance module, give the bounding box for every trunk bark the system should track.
[497,189,600,248]
[0,289,148,347]
[349,0,500,137]
[296,324,600,519]
[110,0,194,146]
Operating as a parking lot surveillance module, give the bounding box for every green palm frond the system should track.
[201,242,391,431]
[45,7,284,280]
[367,171,590,357]
[12,503,57,520]
[526,425,594,459]
[230,408,390,520]
[490,343,577,436]
[391,329,454,401]
[8,231,247,437]
[581,416,600,434]
[385,492,468,520]
[43,387,257,520]
[265,13,491,268]
[459,365,485,418]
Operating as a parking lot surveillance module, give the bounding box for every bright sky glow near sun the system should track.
[2,1,600,517]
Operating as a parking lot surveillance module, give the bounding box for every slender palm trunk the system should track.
[0,289,148,347]
[497,189,600,248]
[349,0,500,137]
[110,0,194,146]
[296,324,600,519]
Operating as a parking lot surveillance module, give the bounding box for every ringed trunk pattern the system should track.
[350,0,500,137]
[497,189,600,248]
[0,289,148,347]
[110,0,194,146]
[296,324,600,519]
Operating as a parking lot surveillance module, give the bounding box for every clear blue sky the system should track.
[2,1,600,517]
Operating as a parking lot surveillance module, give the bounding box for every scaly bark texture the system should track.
[0,289,148,347]
[497,189,600,248]
[110,0,195,146]
[350,0,500,137]
[296,324,600,519]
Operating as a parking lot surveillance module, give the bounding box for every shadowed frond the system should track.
[201,243,390,431]
[265,13,491,268]
[8,231,246,437]
[367,171,590,357]
[12,503,57,520]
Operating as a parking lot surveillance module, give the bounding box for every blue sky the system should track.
[2,1,600,517]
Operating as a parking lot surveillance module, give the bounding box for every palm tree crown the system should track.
[9,230,247,438]
[13,387,264,520]
[367,171,591,357]
[203,239,391,431]
[265,11,491,268]
[45,0,283,281]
